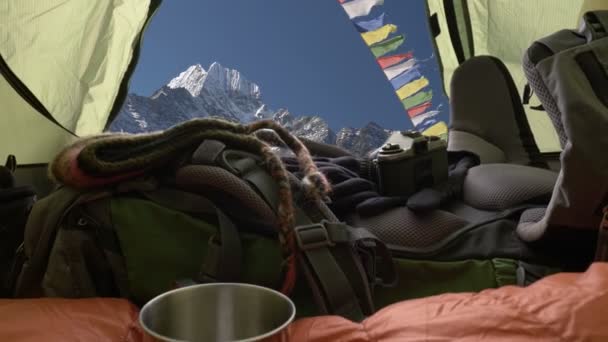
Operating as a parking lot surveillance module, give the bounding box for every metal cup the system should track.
[139,283,295,342]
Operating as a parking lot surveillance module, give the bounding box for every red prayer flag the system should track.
[407,101,432,118]
[377,52,414,69]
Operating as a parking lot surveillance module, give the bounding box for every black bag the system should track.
[0,155,36,296]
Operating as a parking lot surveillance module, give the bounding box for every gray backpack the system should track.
[518,10,608,249]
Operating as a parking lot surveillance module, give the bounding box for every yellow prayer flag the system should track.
[422,121,448,137]
[361,24,398,46]
[396,77,429,100]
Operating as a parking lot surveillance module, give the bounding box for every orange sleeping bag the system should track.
[1,263,608,341]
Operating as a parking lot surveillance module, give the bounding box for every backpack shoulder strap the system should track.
[13,187,105,297]
[190,139,396,321]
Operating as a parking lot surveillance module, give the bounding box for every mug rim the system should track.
[139,282,296,342]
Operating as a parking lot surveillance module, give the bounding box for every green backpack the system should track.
[11,119,397,321]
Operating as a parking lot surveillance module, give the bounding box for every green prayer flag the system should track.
[370,35,405,57]
[401,90,433,109]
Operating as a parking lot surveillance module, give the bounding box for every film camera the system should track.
[367,130,448,197]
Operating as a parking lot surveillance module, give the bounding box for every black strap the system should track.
[1,155,17,189]
[0,54,76,137]
[5,155,17,172]
[522,85,545,110]
[198,209,242,283]
[350,227,397,288]
[295,221,366,320]
[220,151,371,320]
[522,84,532,105]
[443,0,466,64]
[429,13,441,38]
[192,139,226,165]
[191,142,392,321]
[530,104,545,111]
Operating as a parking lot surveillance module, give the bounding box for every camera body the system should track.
[373,130,448,197]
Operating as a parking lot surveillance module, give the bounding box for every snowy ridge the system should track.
[111,63,392,156]
[167,64,207,96]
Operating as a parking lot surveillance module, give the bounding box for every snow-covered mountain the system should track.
[336,122,393,157]
[110,63,391,156]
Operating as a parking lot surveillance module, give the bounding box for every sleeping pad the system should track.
[1,262,607,341]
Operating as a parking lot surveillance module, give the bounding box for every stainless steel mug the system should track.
[139,283,296,342]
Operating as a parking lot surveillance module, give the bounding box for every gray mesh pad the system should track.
[463,164,557,211]
[523,52,567,148]
[346,207,468,248]
[443,201,499,223]
[176,165,278,226]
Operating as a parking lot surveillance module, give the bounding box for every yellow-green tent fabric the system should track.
[0,0,158,164]
[426,0,607,153]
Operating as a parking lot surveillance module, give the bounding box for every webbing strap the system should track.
[192,139,226,165]
[198,210,242,282]
[220,150,370,320]
[594,207,608,261]
[295,222,365,321]
[190,141,380,320]
[582,11,608,41]
[350,228,397,288]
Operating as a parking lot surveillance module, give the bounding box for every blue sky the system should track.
[129,0,448,131]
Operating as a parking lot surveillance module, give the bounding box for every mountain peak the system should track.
[115,62,394,157]
[165,62,262,100]
[167,64,207,96]
[202,63,262,100]
[208,61,223,71]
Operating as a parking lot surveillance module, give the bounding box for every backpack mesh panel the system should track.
[176,165,278,230]
[523,52,568,148]
[463,164,557,211]
[347,207,468,248]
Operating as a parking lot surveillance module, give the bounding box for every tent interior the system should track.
[1,0,608,340]
[1,0,604,192]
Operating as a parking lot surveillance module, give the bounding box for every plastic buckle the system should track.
[294,221,335,251]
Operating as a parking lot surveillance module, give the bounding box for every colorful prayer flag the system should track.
[407,101,432,118]
[422,121,448,137]
[354,13,386,32]
[401,90,433,109]
[342,0,384,19]
[361,24,397,46]
[390,67,421,90]
[370,35,404,57]
[337,0,449,134]
[377,53,413,68]
[384,58,416,80]
[411,110,439,126]
[416,117,440,131]
[396,76,429,100]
